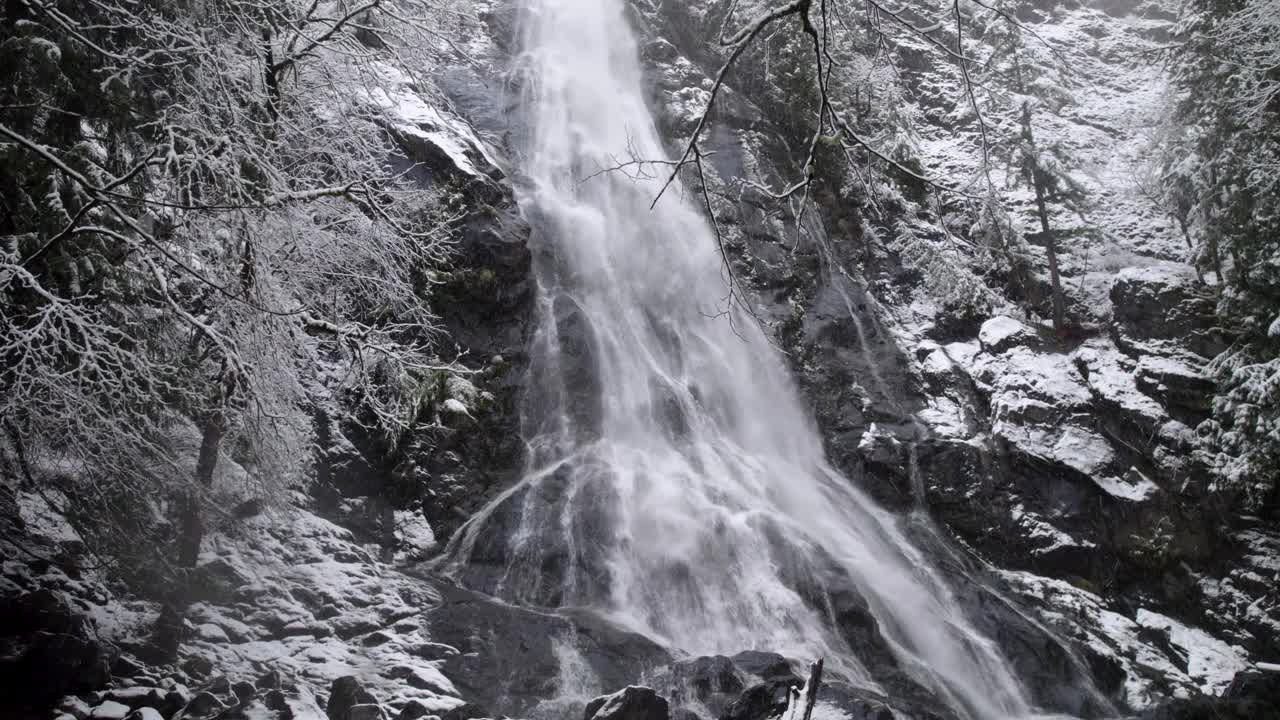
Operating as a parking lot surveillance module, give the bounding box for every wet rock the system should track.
[720,681,792,720]
[729,652,796,682]
[428,580,669,718]
[327,676,378,720]
[667,655,744,709]
[583,686,670,720]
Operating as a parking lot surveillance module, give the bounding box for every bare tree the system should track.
[1,0,471,578]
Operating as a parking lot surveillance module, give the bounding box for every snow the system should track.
[1010,504,1096,555]
[196,623,231,643]
[978,316,1032,353]
[366,65,499,179]
[1135,609,1249,695]
[1050,426,1115,477]
[441,398,471,416]
[1073,341,1166,425]
[16,489,82,544]
[88,702,130,720]
[998,569,1197,708]
[97,502,471,717]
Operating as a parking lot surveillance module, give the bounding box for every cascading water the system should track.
[442,1,1060,717]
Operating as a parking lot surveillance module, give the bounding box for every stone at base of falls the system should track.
[719,681,793,720]
[583,687,671,720]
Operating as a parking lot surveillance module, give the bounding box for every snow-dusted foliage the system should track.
[1157,0,1280,510]
[0,0,470,569]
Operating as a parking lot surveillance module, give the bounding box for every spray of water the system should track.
[442,1,1050,717]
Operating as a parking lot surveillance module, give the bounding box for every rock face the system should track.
[583,687,670,720]
[0,590,110,708]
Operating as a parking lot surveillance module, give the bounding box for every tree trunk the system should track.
[1021,103,1065,334]
[179,408,225,568]
[800,659,823,720]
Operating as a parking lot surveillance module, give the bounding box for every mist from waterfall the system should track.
[442,1,1048,717]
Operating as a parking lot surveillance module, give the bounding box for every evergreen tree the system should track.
[971,1,1089,335]
[1161,0,1280,512]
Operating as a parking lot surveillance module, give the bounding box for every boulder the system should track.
[195,623,230,643]
[0,590,111,705]
[232,680,257,702]
[57,695,93,720]
[0,589,89,637]
[1110,266,1219,355]
[88,702,131,720]
[181,655,214,679]
[397,700,431,720]
[719,682,792,720]
[183,691,227,717]
[2,631,111,703]
[583,687,670,720]
[105,686,165,710]
[979,316,1036,354]
[256,669,282,691]
[327,676,378,720]
[125,710,164,720]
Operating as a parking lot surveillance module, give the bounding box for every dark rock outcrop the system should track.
[1140,668,1280,719]
[583,686,670,720]
[0,590,111,708]
[327,677,379,720]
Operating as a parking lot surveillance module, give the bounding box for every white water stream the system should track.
[444,1,1052,717]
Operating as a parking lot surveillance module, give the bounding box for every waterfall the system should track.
[441,0,1046,717]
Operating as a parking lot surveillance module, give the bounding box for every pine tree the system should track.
[1160,0,1280,512]
[972,2,1089,336]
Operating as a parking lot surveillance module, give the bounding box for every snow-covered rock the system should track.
[979,316,1036,354]
[87,701,129,720]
